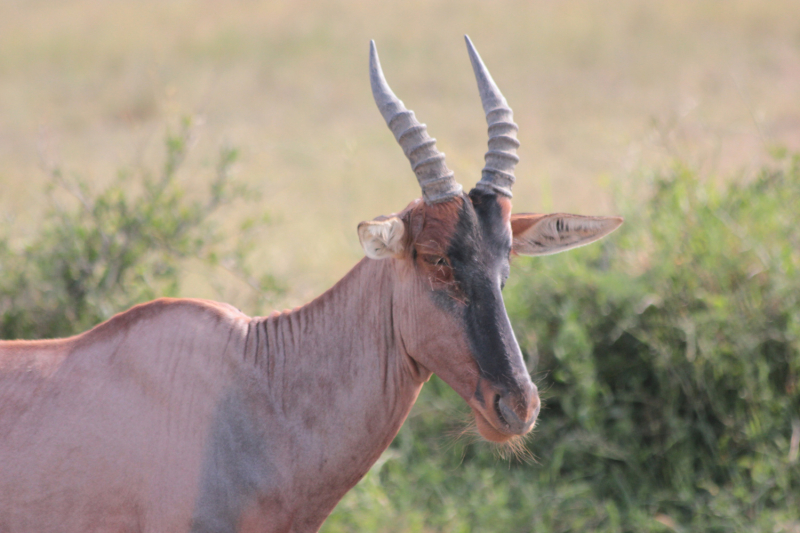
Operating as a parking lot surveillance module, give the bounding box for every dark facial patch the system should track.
[427,189,525,395]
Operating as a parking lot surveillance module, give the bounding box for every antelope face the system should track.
[404,190,539,442]
[358,38,622,443]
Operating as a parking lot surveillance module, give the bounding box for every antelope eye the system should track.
[422,255,448,267]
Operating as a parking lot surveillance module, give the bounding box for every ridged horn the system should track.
[465,35,520,198]
[370,41,463,204]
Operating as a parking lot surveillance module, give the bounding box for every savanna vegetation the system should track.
[0,121,282,340]
[2,134,798,531]
[324,153,800,532]
[2,1,800,531]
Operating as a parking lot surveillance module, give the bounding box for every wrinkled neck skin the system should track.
[241,256,428,531]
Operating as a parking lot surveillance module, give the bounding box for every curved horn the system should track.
[370,41,463,204]
[465,35,520,198]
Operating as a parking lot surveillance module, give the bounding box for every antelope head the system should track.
[358,37,622,443]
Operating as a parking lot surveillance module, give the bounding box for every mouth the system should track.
[469,390,538,443]
[471,405,518,443]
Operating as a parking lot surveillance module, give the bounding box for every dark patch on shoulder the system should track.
[191,390,283,532]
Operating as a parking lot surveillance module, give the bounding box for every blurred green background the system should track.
[1,1,799,531]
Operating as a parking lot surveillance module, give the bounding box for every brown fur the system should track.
[403,197,464,292]
[0,243,485,531]
[0,194,550,531]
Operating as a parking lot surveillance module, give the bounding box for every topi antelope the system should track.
[0,37,622,532]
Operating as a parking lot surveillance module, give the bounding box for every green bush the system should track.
[325,155,800,532]
[3,130,798,531]
[0,118,281,340]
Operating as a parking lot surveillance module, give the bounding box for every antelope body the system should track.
[0,37,621,532]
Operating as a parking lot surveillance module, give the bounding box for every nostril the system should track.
[496,395,524,428]
[496,392,539,434]
[493,394,509,427]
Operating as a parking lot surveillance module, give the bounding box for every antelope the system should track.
[0,37,622,532]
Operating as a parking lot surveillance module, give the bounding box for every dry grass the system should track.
[1,0,799,309]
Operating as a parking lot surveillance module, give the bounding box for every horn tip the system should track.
[464,35,478,57]
[369,41,381,85]
[369,40,377,62]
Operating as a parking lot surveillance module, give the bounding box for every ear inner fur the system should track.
[357,217,406,259]
[510,213,623,256]
[509,212,546,238]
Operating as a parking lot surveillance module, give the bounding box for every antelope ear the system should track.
[358,216,406,259]
[511,213,623,256]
